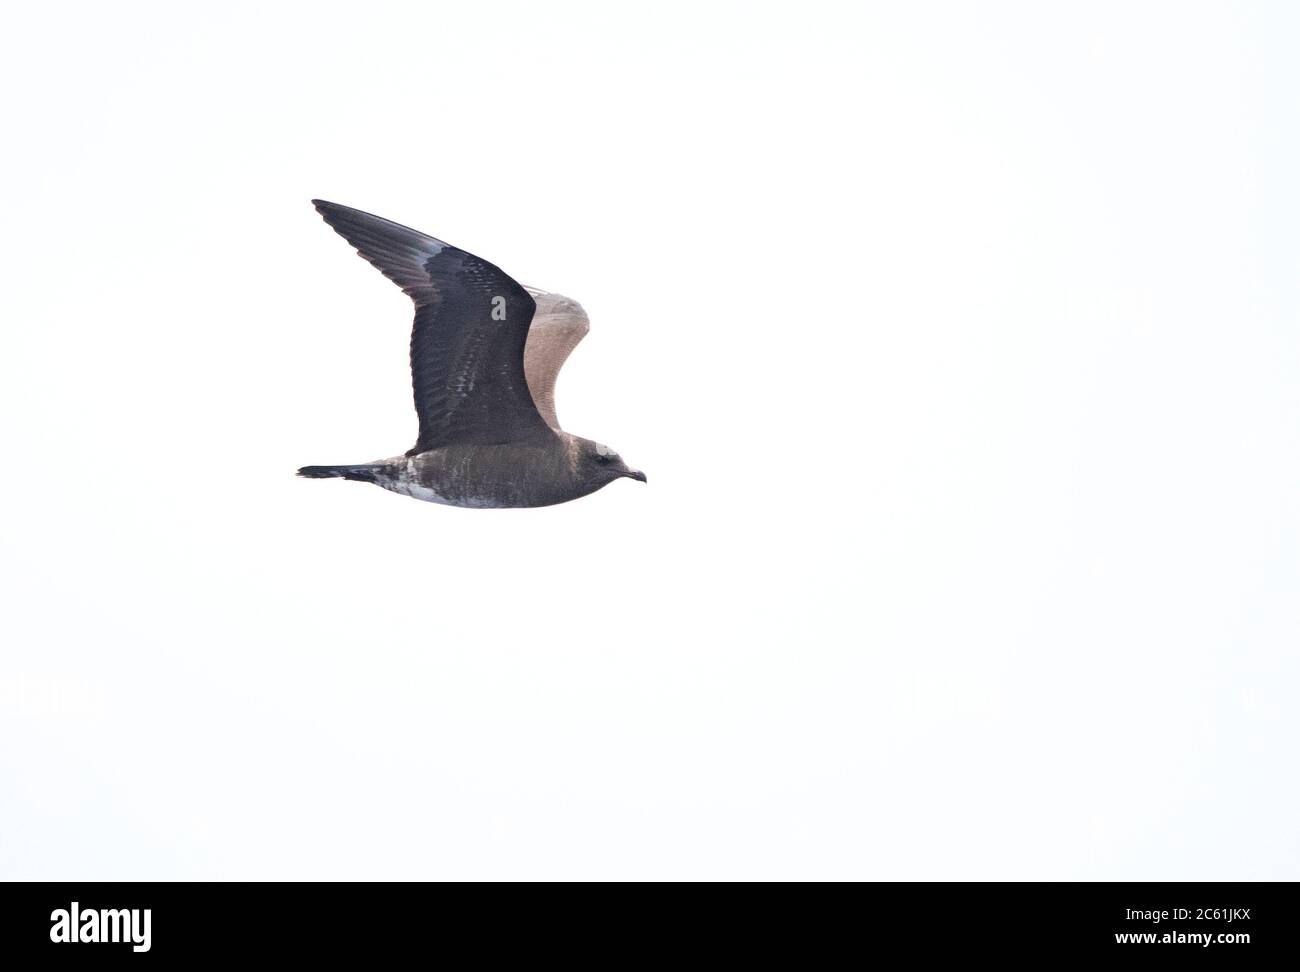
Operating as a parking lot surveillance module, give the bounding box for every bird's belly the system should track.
[379,458,514,509]
[383,478,458,506]
[372,447,587,509]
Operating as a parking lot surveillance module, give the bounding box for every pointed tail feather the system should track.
[296,464,379,483]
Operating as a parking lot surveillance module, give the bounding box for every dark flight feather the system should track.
[312,200,554,453]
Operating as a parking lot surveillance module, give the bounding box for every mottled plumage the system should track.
[299,201,644,508]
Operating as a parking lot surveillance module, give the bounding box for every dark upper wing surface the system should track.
[312,200,553,452]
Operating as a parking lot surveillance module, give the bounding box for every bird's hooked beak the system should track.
[623,469,648,484]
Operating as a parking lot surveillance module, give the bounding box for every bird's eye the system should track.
[595,454,612,464]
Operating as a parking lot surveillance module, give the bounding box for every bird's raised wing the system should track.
[522,287,590,431]
[313,200,554,453]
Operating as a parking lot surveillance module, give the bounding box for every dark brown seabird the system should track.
[298,201,645,508]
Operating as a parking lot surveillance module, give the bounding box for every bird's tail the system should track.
[296,464,380,483]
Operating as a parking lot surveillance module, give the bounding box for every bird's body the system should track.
[301,433,619,509]
[299,201,644,508]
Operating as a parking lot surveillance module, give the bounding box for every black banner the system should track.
[0,882,1291,961]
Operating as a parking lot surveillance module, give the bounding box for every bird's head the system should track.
[577,439,647,487]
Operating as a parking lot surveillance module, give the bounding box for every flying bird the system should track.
[299,201,645,508]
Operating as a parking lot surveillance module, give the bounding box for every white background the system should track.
[1,1,1296,880]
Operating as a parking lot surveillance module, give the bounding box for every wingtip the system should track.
[311,199,382,228]
[311,199,354,228]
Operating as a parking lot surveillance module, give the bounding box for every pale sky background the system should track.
[1,1,1296,880]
